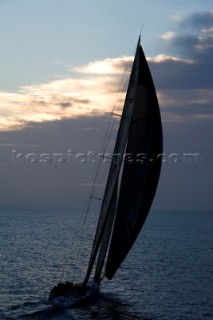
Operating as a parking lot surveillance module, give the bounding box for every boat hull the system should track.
[49,282,99,308]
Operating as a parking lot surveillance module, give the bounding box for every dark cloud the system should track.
[181,11,213,29]
[173,32,213,60]
[176,11,213,57]
[59,98,90,108]
[150,59,196,90]
[173,34,199,56]
[150,11,213,91]
[0,115,117,208]
[151,12,213,210]
[59,102,73,109]
[150,56,213,90]
[0,113,212,210]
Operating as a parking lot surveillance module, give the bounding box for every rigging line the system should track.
[99,70,131,160]
[101,86,128,158]
[78,54,134,229]
[71,146,113,280]
[96,92,121,158]
[100,57,132,158]
[96,161,111,190]
[71,196,92,281]
[71,158,108,280]
[97,57,138,198]
[88,100,122,192]
[78,62,131,211]
[103,54,134,138]
[99,55,134,156]
[71,166,105,281]
[91,196,103,201]
[71,154,108,281]
[71,47,136,279]
[140,23,144,36]
[93,49,133,184]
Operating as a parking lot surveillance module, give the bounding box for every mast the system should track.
[94,180,118,283]
[82,37,141,286]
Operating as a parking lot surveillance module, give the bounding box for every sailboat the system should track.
[49,36,163,308]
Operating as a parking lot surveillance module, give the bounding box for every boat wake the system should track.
[2,288,146,320]
[48,281,99,308]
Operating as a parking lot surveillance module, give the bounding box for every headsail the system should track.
[105,45,163,280]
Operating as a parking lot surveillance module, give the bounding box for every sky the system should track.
[0,0,213,211]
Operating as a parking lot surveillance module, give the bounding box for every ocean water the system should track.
[0,207,212,320]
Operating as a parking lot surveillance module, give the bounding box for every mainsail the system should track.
[83,36,162,285]
[105,45,163,279]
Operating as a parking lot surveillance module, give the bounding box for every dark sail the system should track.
[105,46,163,280]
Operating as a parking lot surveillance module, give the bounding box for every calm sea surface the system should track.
[0,207,212,320]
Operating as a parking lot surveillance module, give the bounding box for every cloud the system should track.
[0,67,127,131]
[154,10,213,122]
[181,11,213,30]
[148,54,194,64]
[74,56,133,75]
[158,89,213,122]
[160,31,176,41]
[0,45,212,132]
[1,10,213,132]
[162,11,213,58]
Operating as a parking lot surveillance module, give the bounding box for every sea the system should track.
[0,207,212,320]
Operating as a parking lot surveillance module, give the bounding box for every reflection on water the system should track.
[0,208,212,320]
[20,293,146,320]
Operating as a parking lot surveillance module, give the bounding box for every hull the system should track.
[49,282,99,308]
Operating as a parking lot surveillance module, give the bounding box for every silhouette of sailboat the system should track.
[49,36,163,308]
